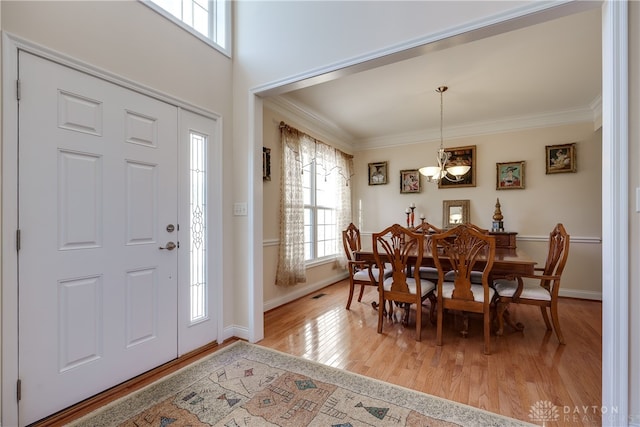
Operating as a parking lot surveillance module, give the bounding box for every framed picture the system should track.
[546,143,576,174]
[443,199,470,229]
[496,161,525,190]
[368,161,388,185]
[400,169,420,193]
[263,147,271,181]
[438,145,476,188]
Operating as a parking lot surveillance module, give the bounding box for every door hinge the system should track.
[16,79,21,101]
[16,229,21,252]
[17,379,22,401]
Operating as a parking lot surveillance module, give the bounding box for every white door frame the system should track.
[2,33,224,427]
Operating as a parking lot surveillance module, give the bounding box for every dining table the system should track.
[355,245,536,278]
[354,245,537,334]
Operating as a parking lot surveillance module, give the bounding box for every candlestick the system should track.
[405,210,411,227]
[419,213,425,225]
[410,206,416,228]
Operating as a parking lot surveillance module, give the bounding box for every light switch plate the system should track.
[233,202,248,216]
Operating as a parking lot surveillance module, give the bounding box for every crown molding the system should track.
[269,94,601,152]
[264,97,356,154]
[356,104,600,151]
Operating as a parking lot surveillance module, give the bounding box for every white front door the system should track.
[18,51,179,424]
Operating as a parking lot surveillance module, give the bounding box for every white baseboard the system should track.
[263,272,349,312]
[559,289,602,301]
[223,325,249,341]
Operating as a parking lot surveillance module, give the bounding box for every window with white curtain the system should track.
[276,122,353,287]
[142,0,231,56]
[303,159,338,261]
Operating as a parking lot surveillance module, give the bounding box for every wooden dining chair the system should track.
[442,223,488,285]
[432,223,497,354]
[412,222,442,282]
[371,224,436,341]
[343,223,390,310]
[493,223,570,344]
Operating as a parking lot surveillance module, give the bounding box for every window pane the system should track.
[183,0,193,26]
[304,207,313,260]
[146,0,229,52]
[192,3,210,37]
[303,188,311,205]
[152,0,181,16]
[190,131,207,323]
[316,169,332,207]
[303,161,340,262]
[304,208,311,227]
[304,242,312,261]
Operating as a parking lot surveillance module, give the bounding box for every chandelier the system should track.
[419,86,470,183]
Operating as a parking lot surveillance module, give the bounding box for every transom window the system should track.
[303,160,338,261]
[143,0,230,56]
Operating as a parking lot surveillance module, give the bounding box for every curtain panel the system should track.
[275,123,353,287]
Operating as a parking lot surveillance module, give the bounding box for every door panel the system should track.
[177,110,220,355]
[18,52,178,425]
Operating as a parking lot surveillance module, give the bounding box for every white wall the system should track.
[353,123,602,299]
[263,104,602,304]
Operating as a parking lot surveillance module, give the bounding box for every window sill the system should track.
[305,255,338,269]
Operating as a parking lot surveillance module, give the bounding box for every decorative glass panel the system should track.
[190,131,207,322]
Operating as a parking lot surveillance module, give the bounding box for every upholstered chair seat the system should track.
[439,282,495,302]
[493,280,552,300]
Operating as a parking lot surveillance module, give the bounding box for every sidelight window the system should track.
[190,131,207,322]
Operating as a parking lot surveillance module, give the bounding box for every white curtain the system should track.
[275,123,353,287]
[334,148,353,268]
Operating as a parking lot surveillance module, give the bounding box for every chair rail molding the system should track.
[361,232,601,245]
[263,238,280,247]
[517,235,601,244]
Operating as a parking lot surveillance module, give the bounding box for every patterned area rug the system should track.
[71,341,533,426]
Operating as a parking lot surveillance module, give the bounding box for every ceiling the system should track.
[272,6,602,150]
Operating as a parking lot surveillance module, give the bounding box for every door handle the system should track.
[159,241,177,251]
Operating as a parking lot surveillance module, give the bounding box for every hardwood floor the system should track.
[35,278,601,426]
[259,279,602,426]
